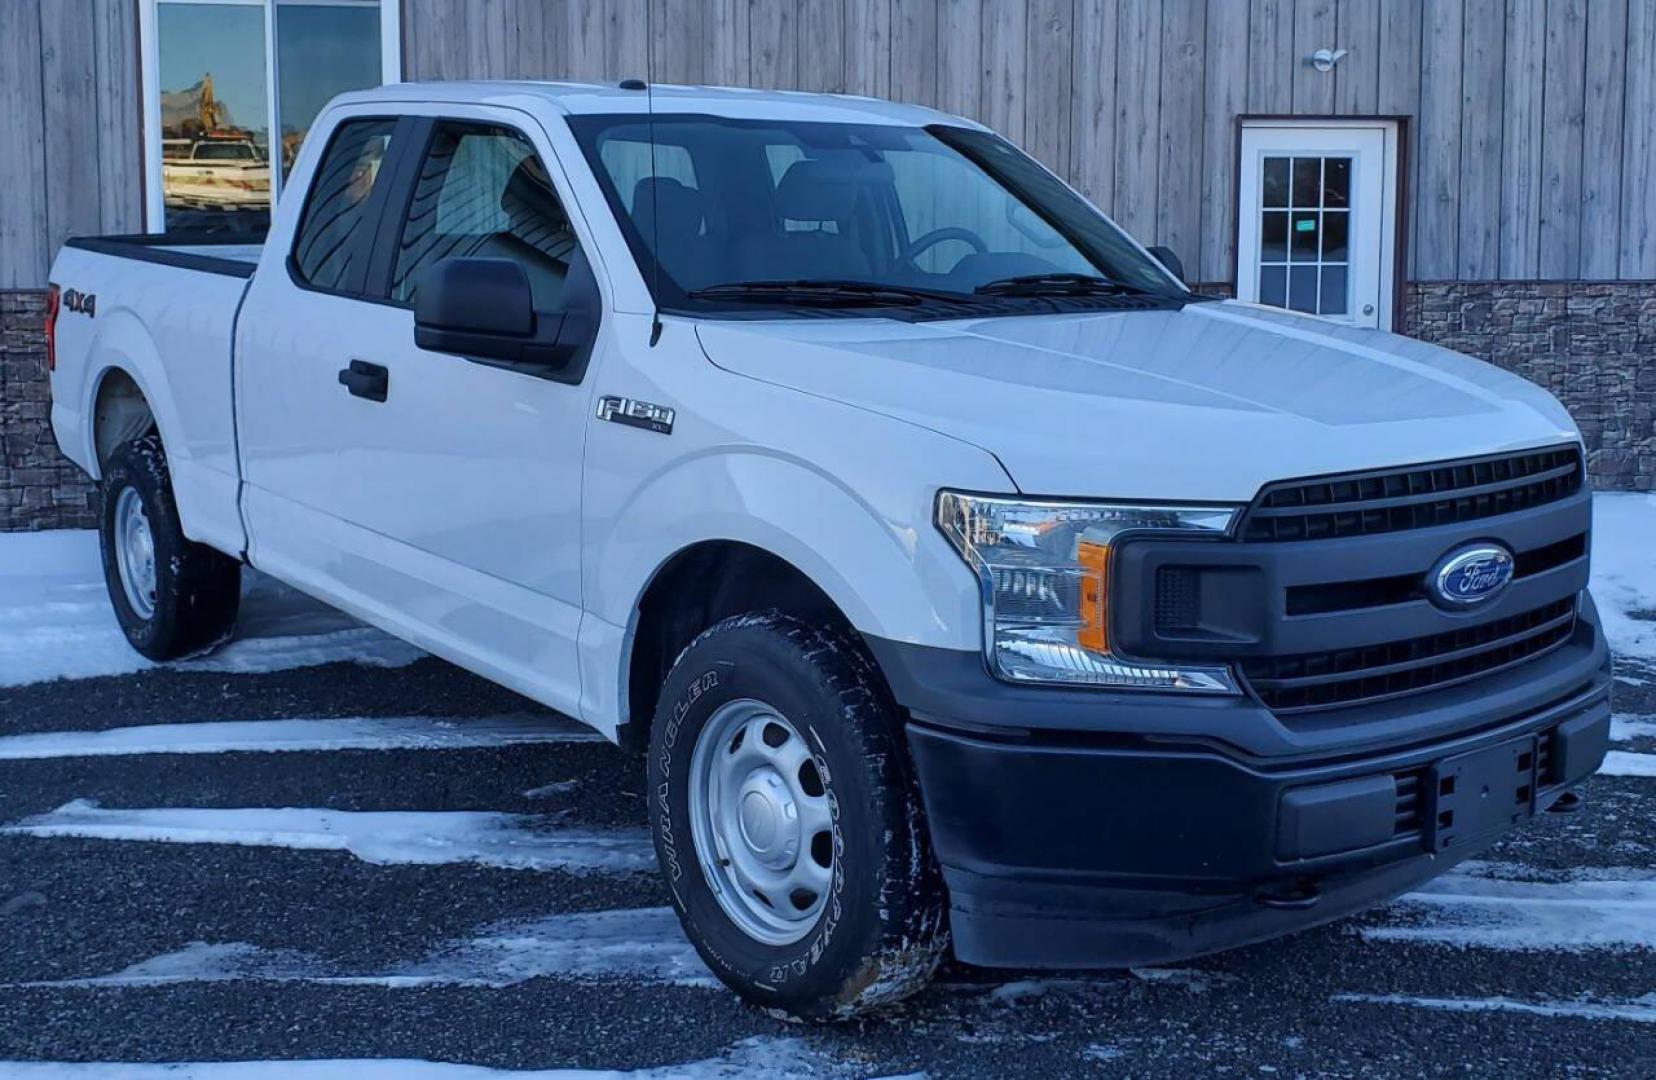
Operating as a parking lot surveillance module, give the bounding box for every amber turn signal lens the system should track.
[1076,539,1110,653]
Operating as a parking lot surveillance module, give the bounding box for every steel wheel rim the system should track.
[113,487,158,621]
[687,699,835,946]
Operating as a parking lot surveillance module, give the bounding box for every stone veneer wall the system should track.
[1,291,99,532]
[0,281,1651,531]
[1401,281,1656,492]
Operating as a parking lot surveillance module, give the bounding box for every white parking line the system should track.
[1365,867,1656,950]
[13,907,714,991]
[1335,991,1656,1023]
[0,1036,845,1079]
[1,801,653,874]
[0,715,601,760]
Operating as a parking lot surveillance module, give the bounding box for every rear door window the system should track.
[290,118,398,295]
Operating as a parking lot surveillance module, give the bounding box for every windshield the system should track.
[568,114,1183,316]
[195,143,259,162]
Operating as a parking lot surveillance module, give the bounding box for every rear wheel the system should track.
[647,611,948,1019]
[99,434,241,660]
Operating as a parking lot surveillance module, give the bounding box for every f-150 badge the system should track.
[597,395,675,435]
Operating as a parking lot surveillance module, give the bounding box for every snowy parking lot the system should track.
[2,495,1655,1078]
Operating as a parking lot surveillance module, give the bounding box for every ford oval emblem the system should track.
[1427,544,1516,608]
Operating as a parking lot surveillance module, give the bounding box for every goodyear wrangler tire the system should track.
[99,433,241,661]
[648,611,948,1019]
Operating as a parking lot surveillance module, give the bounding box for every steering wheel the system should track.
[900,227,988,266]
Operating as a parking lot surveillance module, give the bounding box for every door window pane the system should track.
[1260,211,1288,262]
[1262,157,1289,207]
[291,118,396,293]
[276,1,384,183]
[1289,266,1318,313]
[1319,266,1349,315]
[1323,157,1351,208]
[157,2,270,232]
[1290,212,1319,261]
[392,124,580,310]
[1291,158,1321,208]
[1322,210,1349,261]
[1259,265,1286,307]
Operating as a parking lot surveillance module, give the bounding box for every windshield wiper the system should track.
[973,272,1150,297]
[686,279,975,307]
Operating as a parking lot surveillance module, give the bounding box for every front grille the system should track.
[1283,531,1588,617]
[1242,598,1578,713]
[1240,445,1583,542]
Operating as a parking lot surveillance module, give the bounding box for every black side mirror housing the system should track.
[1147,245,1186,286]
[413,256,598,380]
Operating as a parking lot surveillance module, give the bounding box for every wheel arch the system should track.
[618,539,863,753]
[76,311,179,483]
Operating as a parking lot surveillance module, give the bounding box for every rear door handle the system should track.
[337,359,388,402]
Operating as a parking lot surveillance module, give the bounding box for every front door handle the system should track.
[338,359,388,402]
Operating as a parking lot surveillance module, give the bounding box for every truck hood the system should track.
[694,300,1580,502]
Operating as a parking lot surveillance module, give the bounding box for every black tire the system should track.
[647,611,948,1020]
[99,433,241,661]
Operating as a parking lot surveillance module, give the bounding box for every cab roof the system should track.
[332,79,983,129]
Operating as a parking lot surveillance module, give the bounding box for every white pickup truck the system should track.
[47,80,1610,1019]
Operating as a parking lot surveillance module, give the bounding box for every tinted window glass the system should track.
[391,122,580,310]
[291,118,396,293]
[569,113,1181,315]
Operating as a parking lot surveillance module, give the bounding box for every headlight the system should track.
[936,491,1242,692]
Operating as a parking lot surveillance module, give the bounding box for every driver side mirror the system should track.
[1147,245,1186,286]
[413,257,590,375]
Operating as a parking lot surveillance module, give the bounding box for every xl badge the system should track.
[1427,543,1515,609]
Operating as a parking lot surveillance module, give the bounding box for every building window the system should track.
[141,0,399,234]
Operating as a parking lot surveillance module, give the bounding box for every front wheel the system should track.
[647,612,948,1019]
[99,433,241,661]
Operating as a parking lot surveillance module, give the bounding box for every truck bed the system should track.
[64,232,263,278]
[48,231,260,558]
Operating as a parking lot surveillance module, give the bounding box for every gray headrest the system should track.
[500,158,562,232]
[774,158,876,222]
[631,176,705,241]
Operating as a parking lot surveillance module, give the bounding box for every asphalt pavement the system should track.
[2,588,1654,1077]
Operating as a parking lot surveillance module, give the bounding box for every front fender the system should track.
[577,384,1011,733]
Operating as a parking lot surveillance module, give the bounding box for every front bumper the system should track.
[870,595,1612,969]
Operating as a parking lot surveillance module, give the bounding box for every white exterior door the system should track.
[1235,123,1398,330]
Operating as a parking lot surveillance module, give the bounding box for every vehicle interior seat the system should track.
[730,158,874,282]
[470,157,578,309]
[631,176,711,289]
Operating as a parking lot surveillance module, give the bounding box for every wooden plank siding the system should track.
[389,0,1656,286]
[2,0,143,289]
[4,0,1656,287]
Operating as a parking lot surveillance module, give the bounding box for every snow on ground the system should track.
[1,801,653,874]
[1365,866,1656,950]
[1592,492,1656,666]
[1335,992,1656,1024]
[2,491,1649,686]
[0,715,599,760]
[17,908,713,992]
[1601,750,1656,777]
[0,530,423,687]
[0,1037,844,1079]
[1613,714,1656,741]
